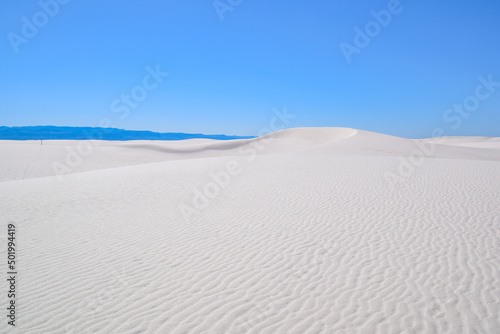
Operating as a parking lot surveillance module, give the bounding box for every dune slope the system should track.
[1,127,499,182]
[0,127,499,333]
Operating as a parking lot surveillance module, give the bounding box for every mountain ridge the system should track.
[0,126,254,141]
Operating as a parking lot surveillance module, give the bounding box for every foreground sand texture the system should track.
[1,128,499,333]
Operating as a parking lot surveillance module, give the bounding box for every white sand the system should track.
[1,127,499,333]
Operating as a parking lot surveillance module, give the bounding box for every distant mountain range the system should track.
[0,126,255,141]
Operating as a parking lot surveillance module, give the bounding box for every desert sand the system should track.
[1,127,499,333]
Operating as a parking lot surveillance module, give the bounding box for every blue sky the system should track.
[1,0,499,138]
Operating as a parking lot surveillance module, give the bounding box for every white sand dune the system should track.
[1,127,499,333]
[1,127,499,182]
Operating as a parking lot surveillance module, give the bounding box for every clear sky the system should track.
[1,0,499,138]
